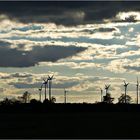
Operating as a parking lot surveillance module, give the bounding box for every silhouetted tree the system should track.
[0,98,13,105]
[103,93,114,104]
[95,101,99,104]
[21,91,31,103]
[0,97,21,105]
[43,98,50,104]
[118,94,132,104]
[43,96,56,104]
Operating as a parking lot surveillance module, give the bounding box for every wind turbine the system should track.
[105,84,110,96]
[123,80,129,104]
[43,78,49,100]
[48,75,54,101]
[136,77,139,104]
[100,88,103,102]
[64,88,68,104]
[38,84,43,102]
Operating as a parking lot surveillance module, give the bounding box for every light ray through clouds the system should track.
[0,2,140,103]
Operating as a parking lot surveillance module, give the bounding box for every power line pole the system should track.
[64,89,68,104]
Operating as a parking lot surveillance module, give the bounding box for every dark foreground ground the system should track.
[1,103,140,138]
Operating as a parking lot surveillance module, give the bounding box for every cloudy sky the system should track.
[0,1,140,103]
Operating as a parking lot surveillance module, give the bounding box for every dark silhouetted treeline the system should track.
[1,101,140,113]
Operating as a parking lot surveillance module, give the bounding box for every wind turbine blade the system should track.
[51,75,54,79]
[48,75,50,79]
[41,84,43,89]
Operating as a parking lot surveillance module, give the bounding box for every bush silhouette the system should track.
[103,93,114,104]
[30,99,41,104]
[0,98,13,105]
[43,96,56,104]
[118,94,132,104]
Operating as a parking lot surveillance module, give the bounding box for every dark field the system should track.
[0,103,140,138]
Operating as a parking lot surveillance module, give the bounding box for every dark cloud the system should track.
[0,1,140,26]
[94,28,116,33]
[9,81,79,89]
[9,82,40,89]
[0,43,86,67]
[80,27,116,34]
[123,65,140,72]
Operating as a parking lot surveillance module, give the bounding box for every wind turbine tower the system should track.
[38,84,43,102]
[48,75,54,101]
[136,77,139,104]
[43,78,49,100]
[105,85,110,96]
[123,80,129,104]
[100,88,103,102]
[64,88,68,104]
